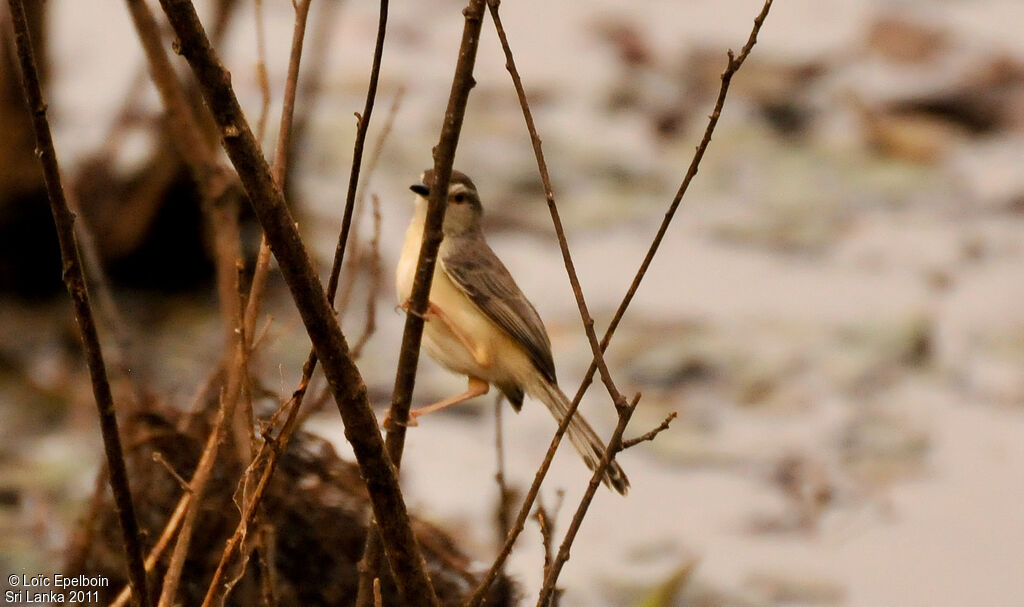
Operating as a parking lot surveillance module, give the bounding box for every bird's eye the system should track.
[453,193,465,203]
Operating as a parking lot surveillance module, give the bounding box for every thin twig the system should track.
[486,0,627,409]
[297,88,405,424]
[109,494,190,607]
[152,452,193,493]
[157,383,237,607]
[326,0,390,303]
[355,2,488,604]
[493,396,513,540]
[622,411,677,450]
[6,2,150,605]
[535,394,641,607]
[465,2,774,601]
[253,0,271,143]
[154,0,438,603]
[533,490,561,577]
[351,194,382,358]
[67,188,146,410]
[335,86,404,318]
[123,0,222,182]
[242,0,312,342]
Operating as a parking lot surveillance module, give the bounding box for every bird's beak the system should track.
[410,183,429,196]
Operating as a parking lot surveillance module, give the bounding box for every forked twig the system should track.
[466,0,775,602]
[535,394,641,606]
[6,1,150,605]
[623,411,677,450]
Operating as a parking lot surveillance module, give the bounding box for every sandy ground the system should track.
[2,0,1023,605]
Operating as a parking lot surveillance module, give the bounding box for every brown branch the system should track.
[5,2,150,605]
[157,377,238,607]
[465,2,774,602]
[199,0,376,602]
[356,2,488,605]
[109,493,190,607]
[535,394,641,607]
[533,489,562,579]
[152,1,439,604]
[493,396,513,540]
[152,452,193,493]
[335,86,404,319]
[622,411,677,450]
[243,0,312,342]
[123,0,219,179]
[577,0,775,399]
[383,0,487,458]
[325,0,390,303]
[66,187,146,410]
[485,0,626,409]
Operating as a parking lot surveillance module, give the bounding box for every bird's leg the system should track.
[386,377,489,428]
[400,299,491,368]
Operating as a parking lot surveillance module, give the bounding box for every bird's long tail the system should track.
[530,378,630,495]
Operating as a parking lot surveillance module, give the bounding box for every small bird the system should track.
[395,169,629,494]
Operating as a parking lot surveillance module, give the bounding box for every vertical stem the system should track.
[5,1,150,605]
[355,2,487,604]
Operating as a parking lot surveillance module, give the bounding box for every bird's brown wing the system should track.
[441,235,557,383]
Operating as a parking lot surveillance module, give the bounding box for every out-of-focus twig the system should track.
[493,396,513,540]
[5,2,150,605]
[242,0,311,344]
[351,194,382,359]
[253,0,271,143]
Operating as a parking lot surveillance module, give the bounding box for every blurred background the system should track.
[1,0,1023,605]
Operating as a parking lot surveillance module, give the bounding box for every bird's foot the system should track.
[397,299,438,321]
[382,412,419,432]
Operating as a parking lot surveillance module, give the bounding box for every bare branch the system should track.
[535,394,641,606]
[622,411,677,450]
[244,0,313,341]
[5,1,150,604]
[335,86,404,319]
[466,2,774,601]
[484,0,627,409]
[109,494,190,607]
[158,380,239,607]
[493,396,513,540]
[357,2,488,604]
[152,452,193,493]
[325,0,390,303]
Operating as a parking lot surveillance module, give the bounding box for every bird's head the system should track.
[410,169,483,236]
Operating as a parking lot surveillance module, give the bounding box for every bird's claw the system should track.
[397,299,432,321]
[382,413,418,431]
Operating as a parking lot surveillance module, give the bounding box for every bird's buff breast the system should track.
[396,214,531,385]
